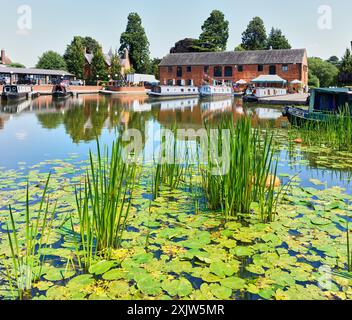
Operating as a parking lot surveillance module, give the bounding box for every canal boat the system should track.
[148,85,199,98]
[1,85,32,101]
[52,84,73,100]
[282,88,352,126]
[199,85,233,97]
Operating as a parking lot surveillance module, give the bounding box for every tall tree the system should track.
[80,36,100,54]
[198,10,229,51]
[64,37,85,79]
[110,50,122,80]
[308,57,339,87]
[36,51,67,70]
[150,58,162,80]
[241,17,267,50]
[119,13,150,74]
[266,28,291,50]
[90,46,109,81]
[327,55,341,68]
[340,49,352,73]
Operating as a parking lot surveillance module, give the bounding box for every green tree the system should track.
[170,38,202,53]
[119,13,151,74]
[266,28,291,50]
[8,62,25,68]
[327,55,341,68]
[308,57,339,87]
[198,10,229,51]
[80,37,100,54]
[64,36,85,79]
[241,17,267,50]
[150,58,162,79]
[36,51,67,70]
[234,44,245,51]
[340,49,352,73]
[110,50,122,80]
[91,46,108,82]
[308,69,320,88]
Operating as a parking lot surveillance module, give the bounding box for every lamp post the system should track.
[96,75,99,86]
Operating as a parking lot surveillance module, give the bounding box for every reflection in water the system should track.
[1,94,351,193]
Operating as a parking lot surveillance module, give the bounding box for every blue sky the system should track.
[0,0,351,67]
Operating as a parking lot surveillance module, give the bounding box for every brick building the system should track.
[159,49,308,88]
[0,49,12,65]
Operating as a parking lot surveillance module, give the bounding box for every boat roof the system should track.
[313,87,352,94]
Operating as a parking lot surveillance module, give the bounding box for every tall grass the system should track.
[74,139,137,266]
[6,175,56,300]
[347,223,352,273]
[200,117,279,222]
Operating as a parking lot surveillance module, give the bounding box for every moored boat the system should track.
[283,87,352,126]
[52,84,73,99]
[199,85,233,97]
[1,85,32,101]
[148,85,199,98]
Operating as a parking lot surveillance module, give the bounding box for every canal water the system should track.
[1,94,351,194]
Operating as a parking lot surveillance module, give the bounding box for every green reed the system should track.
[74,139,137,266]
[6,175,56,300]
[201,117,278,222]
[347,223,352,273]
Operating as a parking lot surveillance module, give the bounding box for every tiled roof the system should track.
[160,49,307,66]
[0,66,74,76]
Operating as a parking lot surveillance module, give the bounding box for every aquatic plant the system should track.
[74,139,137,265]
[347,223,352,273]
[201,117,278,221]
[6,175,56,300]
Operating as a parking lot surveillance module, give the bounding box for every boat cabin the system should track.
[3,85,32,94]
[309,88,352,114]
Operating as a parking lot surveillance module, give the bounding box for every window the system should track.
[186,79,193,86]
[238,65,243,72]
[282,64,289,72]
[177,66,183,77]
[204,66,209,73]
[176,79,182,86]
[258,65,264,72]
[224,66,233,77]
[168,66,173,73]
[186,66,192,72]
[269,65,276,75]
[167,79,173,86]
[214,66,222,77]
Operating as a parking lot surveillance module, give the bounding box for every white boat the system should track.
[199,85,233,97]
[148,85,199,98]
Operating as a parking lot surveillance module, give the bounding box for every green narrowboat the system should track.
[282,88,352,126]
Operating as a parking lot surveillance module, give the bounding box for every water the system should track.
[0,94,351,193]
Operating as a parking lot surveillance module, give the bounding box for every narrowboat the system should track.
[52,84,73,99]
[282,88,352,126]
[199,85,233,97]
[148,85,199,98]
[1,85,32,101]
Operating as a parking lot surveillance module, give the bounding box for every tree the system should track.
[339,49,352,73]
[198,10,229,51]
[36,51,67,70]
[110,50,122,80]
[119,13,150,74]
[308,57,339,87]
[241,17,267,51]
[90,46,109,81]
[234,44,245,51]
[64,36,85,79]
[170,38,202,53]
[327,55,341,68]
[80,37,100,54]
[8,62,25,68]
[308,69,320,88]
[150,58,162,80]
[266,28,291,50]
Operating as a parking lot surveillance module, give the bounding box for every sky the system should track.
[0,0,351,67]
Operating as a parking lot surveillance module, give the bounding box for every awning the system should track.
[291,79,303,84]
[251,75,287,83]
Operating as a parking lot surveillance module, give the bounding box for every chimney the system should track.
[1,49,5,64]
[350,41,352,50]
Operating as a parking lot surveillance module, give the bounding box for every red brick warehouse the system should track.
[159,49,308,88]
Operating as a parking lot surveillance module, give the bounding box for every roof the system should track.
[85,52,129,68]
[313,87,352,94]
[251,75,287,83]
[0,66,74,76]
[160,49,307,66]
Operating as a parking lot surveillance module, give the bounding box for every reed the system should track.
[347,223,352,273]
[74,139,137,266]
[6,175,56,300]
[200,116,278,222]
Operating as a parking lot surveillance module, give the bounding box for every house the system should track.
[0,49,12,65]
[84,48,131,80]
[159,49,308,88]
